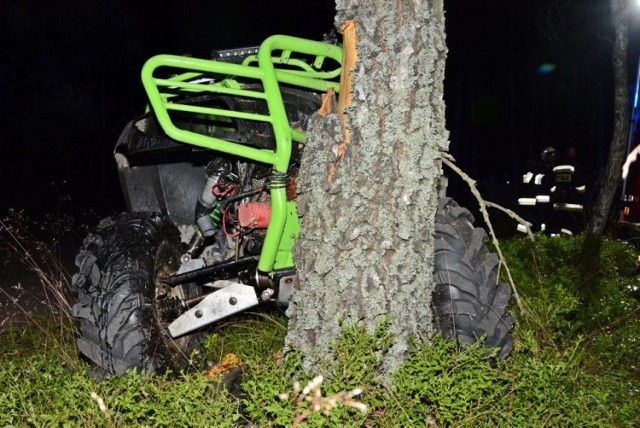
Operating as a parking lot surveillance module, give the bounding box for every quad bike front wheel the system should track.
[72,213,202,376]
[432,197,514,360]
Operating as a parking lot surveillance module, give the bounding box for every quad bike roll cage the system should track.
[141,36,343,273]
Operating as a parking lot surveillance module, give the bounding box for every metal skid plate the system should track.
[168,281,259,337]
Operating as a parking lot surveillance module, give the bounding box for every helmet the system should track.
[541,146,557,161]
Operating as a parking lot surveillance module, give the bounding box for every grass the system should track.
[1,212,639,426]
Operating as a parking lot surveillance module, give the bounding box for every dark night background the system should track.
[2,0,639,226]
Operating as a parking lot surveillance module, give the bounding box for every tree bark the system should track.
[580,0,629,278]
[285,0,449,373]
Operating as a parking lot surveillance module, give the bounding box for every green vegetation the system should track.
[0,322,239,427]
[1,225,639,426]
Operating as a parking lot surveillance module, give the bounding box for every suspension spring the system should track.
[210,200,223,228]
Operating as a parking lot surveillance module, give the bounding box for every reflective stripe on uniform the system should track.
[560,228,574,236]
[553,203,583,212]
[516,223,532,233]
[576,185,586,193]
[534,174,545,185]
[536,195,551,203]
[518,197,537,206]
[522,172,533,184]
[553,165,575,173]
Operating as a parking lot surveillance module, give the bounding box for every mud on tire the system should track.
[72,213,201,376]
[432,197,514,360]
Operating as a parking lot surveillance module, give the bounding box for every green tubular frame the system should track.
[141,35,342,272]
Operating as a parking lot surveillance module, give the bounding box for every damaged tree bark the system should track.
[285,0,449,373]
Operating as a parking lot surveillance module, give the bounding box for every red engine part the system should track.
[238,202,271,229]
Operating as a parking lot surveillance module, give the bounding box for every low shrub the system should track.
[0,319,240,427]
[2,210,639,426]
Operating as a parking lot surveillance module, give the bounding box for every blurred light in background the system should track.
[537,63,557,74]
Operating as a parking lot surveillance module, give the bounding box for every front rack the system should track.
[141,35,343,272]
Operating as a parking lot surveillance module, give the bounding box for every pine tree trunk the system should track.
[285,0,449,373]
[580,0,629,281]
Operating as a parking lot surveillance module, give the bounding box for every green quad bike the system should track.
[72,35,514,376]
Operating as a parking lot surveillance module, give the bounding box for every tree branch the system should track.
[441,153,525,312]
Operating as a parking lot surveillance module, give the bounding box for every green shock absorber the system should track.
[210,200,223,228]
[208,171,238,230]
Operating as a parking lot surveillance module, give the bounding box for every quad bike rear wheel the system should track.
[432,197,514,360]
[72,213,202,376]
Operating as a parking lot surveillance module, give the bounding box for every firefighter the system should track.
[517,147,556,234]
[549,147,586,235]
